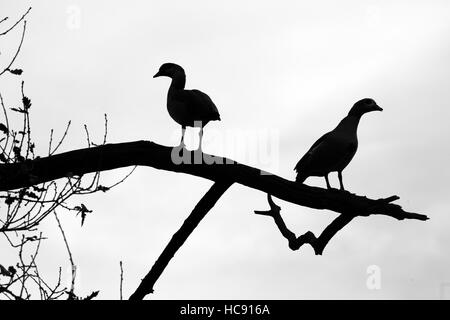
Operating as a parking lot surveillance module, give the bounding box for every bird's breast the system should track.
[332,134,358,171]
[167,96,191,126]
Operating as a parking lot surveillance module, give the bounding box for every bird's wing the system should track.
[191,90,221,120]
[294,132,330,172]
[174,89,220,122]
[295,130,357,175]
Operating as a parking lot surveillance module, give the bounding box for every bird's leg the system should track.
[325,174,332,189]
[338,171,345,191]
[198,126,204,151]
[180,126,186,147]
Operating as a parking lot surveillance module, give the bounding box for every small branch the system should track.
[49,121,71,155]
[255,193,294,242]
[104,166,136,191]
[119,261,123,300]
[82,290,99,300]
[129,180,233,300]
[0,92,11,157]
[53,211,76,296]
[103,113,108,144]
[0,286,24,300]
[0,20,27,77]
[0,7,31,36]
[256,194,358,255]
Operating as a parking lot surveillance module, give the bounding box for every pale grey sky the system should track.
[1,0,450,299]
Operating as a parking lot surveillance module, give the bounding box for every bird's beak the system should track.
[374,104,383,112]
[153,71,162,78]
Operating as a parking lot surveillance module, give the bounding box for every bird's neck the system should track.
[169,73,186,91]
[336,114,361,134]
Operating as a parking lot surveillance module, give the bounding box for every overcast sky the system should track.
[1,0,450,299]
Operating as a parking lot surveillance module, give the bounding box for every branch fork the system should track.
[255,193,416,255]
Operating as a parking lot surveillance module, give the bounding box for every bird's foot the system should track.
[327,187,341,193]
[339,188,351,194]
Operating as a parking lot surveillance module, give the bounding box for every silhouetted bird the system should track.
[294,98,382,190]
[153,63,221,150]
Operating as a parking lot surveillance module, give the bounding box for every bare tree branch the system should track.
[0,7,31,36]
[0,141,428,222]
[0,139,427,300]
[129,180,233,300]
[255,194,355,254]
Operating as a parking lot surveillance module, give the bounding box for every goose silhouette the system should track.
[154,63,221,150]
[295,98,382,190]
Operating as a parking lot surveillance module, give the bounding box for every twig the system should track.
[18,81,31,158]
[0,92,11,158]
[48,129,53,156]
[53,211,76,296]
[0,20,27,77]
[0,17,9,25]
[119,261,123,300]
[103,113,108,144]
[0,286,24,300]
[0,7,31,36]
[49,121,71,155]
[100,165,137,192]
[83,124,91,147]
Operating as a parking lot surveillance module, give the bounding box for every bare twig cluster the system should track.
[0,8,134,300]
[0,233,66,300]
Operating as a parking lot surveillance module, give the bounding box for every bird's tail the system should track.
[295,172,308,183]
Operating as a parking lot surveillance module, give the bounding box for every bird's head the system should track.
[153,63,185,79]
[348,98,383,117]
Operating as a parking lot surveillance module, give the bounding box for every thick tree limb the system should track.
[129,180,232,300]
[0,141,428,222]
